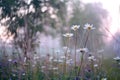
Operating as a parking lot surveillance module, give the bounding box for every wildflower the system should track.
[113,56,120,60]
[63,33,73,38]
[23,63,29,66]
[52,67,58,70]
[24,57,27,62]
[41,66,46,69]
[12,74,16,77]
[76,48,89,53]
[22,73,25,76]
[113,56,120,61]
[101,78,107,80]
[94,64,98,67]
[12,60,18,65]
[71,25,80,31]
[63,46,68,50]
[88,56,96,61]
[49,56,53,61]
[63,46,70,53]
[8,59,12,62]
[84,23,95,30]
[41,6,47,12]
[50,14,57,19]
[33,54,39,60]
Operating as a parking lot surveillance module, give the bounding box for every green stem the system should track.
[64,37,69,74]
[77,31,90,76]
[74,31,77,67]
[77,53,84,76]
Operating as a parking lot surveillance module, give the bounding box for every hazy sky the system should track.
[82,0,120,34]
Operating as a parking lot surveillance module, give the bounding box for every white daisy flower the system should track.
[8,59,12,62]
[49,57,54,61]
[94,64,98,67]
[101,78,107,80]
[34,54,39,60]
[63,33,73,38]
[71,25,80,31]
[63,46,68,49]
[113,56,120,61]
[88,56,96,61]
[76,48,89,53]
[12,74,16,77]
[84,23,95,30]
[41,6,48,12]
[41,66,46,69]
[22,73,25,76]
[24,57,27,62]
[52,67,58,70]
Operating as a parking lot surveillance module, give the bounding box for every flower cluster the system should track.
[63,23,95,38]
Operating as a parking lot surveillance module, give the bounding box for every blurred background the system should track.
[0,0,120,58]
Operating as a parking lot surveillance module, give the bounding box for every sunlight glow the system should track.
[82,0,120,41]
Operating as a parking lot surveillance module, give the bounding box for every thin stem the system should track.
[64,37,69,74]
[74,31,77,67]
[77,30,90,76]
[77,53,84,75]
[84,31,90,47]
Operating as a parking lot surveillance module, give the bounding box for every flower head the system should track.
[101,78,107,80]
[94,64,98,67]
[76,48,89,53]
[22,73,25,76]
[41,6,48,12]
[41,66,46,69]
[113,56,120,61]
[88,56,96,61]
[52,67,58,70]
[34,54,39,60]
[8,59,12,62]
[63,33,73,38]
[63,46,68,50]
[71,25,80,31]
[84,23,95,30]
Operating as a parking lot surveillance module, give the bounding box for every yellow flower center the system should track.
[88,26,91,30]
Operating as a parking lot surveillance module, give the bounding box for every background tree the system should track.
[0,0,68,58]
